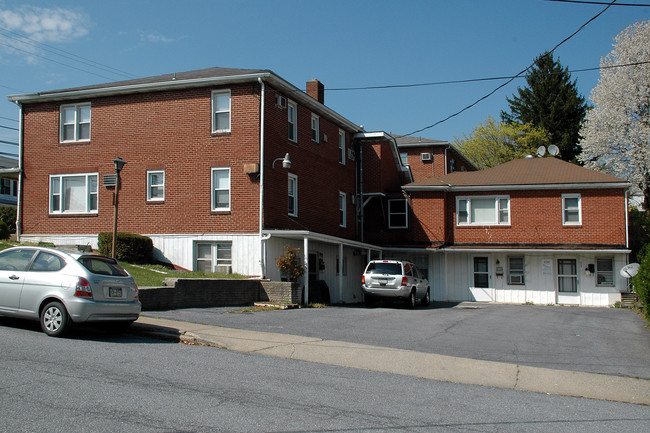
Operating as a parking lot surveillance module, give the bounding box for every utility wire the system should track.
[0,140,18,146]
[404,0,618,137]
[0,125,19,131]
[0,116,18,123]
[544,0,650,6]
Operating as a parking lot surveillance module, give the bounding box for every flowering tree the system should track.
[578,20,650,208]
[276,245,305,282]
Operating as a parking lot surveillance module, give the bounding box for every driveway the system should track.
[145,302,650,379]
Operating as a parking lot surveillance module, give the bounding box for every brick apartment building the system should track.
[7,66,631,306]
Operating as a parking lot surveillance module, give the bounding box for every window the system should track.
[211,168,230,211]
[30,251,65,272]
[596,258,614,286]
[147,170,165,201]
[50,173,98,214]
[339,192,347,227]
[508,257,525,285]
[388,199,408,229]
[558,259,578,292]
[196,242,232,273]
[562,194,581,225]
[456,196,510,226]
[0,178,16,196]
[288,173,298,217]
[339,130,346,165]
[400,152,408,165]
[212,90,231,133]
[288,100,297,142]
[311,113,319,142]
[60,103,90,142]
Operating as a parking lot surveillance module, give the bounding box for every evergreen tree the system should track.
[501,52,588,163]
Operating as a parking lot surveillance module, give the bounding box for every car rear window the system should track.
[78,257,129,277]
[366,262,402,275]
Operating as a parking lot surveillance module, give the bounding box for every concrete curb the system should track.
[132,316,650,406]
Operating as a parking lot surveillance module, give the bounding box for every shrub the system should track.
[0,220,9,240]
[631,253,650,320]
[98,232,154,264]
[0,206,16,236]
[276,245,305,282]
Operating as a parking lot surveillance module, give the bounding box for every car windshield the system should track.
[78,256,129,277]
[366,262,402,275]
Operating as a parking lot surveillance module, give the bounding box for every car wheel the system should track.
[421,288,430,307]
[408,289,416,309]
[40,301,70,337]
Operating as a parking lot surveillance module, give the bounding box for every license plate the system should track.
[109,287,122,298]
[378,278,388,285]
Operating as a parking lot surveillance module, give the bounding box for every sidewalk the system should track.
[131,315,650,406]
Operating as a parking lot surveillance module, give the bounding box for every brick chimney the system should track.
[306,79,324,104]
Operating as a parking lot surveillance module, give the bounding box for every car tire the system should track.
[421,288,430,307]
[408,289,416,309]
[40,301,70,337]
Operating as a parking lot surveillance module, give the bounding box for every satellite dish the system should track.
[620,263,640,279]
[548,145,560,156]
[536,146,546,157]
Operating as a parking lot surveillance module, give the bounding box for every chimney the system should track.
[306,79,325,104]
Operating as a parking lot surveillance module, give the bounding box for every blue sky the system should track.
[0,0,648,159]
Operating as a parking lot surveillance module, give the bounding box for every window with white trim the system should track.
[288,173,298,217]
[211,90,231,133]
[195,241,232,273]
[558,259,578,292]
[388,199,408,229]
[596,258,614,286]
[0,178,16,197]
[508,257,524,285]
[147,170,165,201]
[457,196,510,226]
[211,167,230,211]
[49,173,98,214]
[562,194,581,225]
[400,152,408,165]
[339,192,347,227]
[339,129,346,165]
[311,113,319,142]
[288,100,297,142]
[60,103,91,142]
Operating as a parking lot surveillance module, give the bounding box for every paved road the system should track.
[145,302,650,379]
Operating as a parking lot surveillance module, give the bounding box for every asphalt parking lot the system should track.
[145,302,650,379]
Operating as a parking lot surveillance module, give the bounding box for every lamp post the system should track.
[111,157,127,258]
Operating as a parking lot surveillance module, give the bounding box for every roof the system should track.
[392,134,450,148]
[404,157,630,191]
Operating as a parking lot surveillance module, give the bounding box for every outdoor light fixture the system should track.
[112,157,127,258]
[272,153,291,169]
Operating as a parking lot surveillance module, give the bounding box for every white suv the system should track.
[361,260,430,308]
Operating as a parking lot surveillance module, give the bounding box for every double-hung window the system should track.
[211,167,230,211]
[212,90,231,133]
[147,170,165,201]
[596,258,614,286]
[196,241,232,273]
[288,100,297,142]
[60,103,91,142]
[339,192,347,227]
[562,194,581,225]
[508,257,525,285]
[457,196,510,225]
[288,173,298,217]
[388,199,408,229]
[50,173,98,214]
[339,130,346,165]
[311,114,319,142]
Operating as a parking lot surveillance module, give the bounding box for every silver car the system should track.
[361,259,430,308]
[0,246,141,337]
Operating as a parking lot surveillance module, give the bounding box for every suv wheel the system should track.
[421,288,430,307]
[407,289,416,309]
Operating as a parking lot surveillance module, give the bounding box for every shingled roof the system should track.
[404,157,630,190]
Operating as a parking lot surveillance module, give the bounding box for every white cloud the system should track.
[0,5,89,42]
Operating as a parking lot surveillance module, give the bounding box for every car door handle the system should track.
[9,275,19,280]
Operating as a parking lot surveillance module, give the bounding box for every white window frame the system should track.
[311,113,320,143]
[596,257,614,287]
[388,199,408,229]
[211,167,231,211]
[508,257,525,285]
[49,173,98,214]
[562,194,582,226]
[60,103,91,142]
[195,241,232,274]
[400,152,408,166]
[338,129,346,165]
[456,196,510,226]
[288,173,298,217]
[211,90,231,133]
[339,192,347,228]
[0,178,16,197]
[287,100,297,142]
[146,170,165,202]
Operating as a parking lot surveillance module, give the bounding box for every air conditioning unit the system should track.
[509,275,523,285]
[275,95,287,108]
[420,152,432,161]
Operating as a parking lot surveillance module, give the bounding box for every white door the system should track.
[557,258,580,305]
[470,256,494,301]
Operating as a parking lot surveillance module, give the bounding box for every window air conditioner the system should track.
[275,95,287,108]
[420,152,432,161]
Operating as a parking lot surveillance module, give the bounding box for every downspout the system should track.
[359,140,364,242]
[13,101,22,241]
[258,77,266,278]
[625,189,629,251]
[444,145,449,175]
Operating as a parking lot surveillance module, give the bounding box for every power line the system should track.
[0,125,19,131]
[404,0,618,136]
[544,0,650,6]
[0,140,18,146]
[0,116,18,123]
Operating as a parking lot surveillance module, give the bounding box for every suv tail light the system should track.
[75,277,93,298]
[401,276,408,286]
[361,275,366,285]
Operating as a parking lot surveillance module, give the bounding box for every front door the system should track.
[557,258,580,305]
[470,256,493,301]
[308,252,319,287]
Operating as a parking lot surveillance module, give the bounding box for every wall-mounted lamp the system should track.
[272,153,291,169]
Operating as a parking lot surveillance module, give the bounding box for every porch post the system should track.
[303,236,309,305]
[339,243,344,302]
